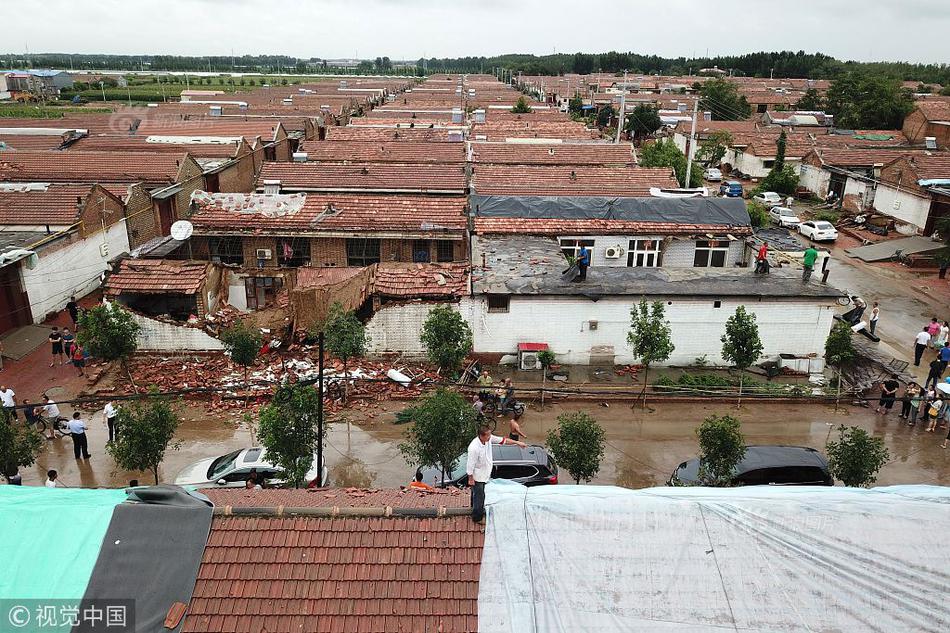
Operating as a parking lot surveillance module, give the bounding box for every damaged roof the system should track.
[470,142,635,167]
[0,150,186,185]
[471,235,843,299]
[298,140,466,164]
[0,182,125,225]
[326,127,459,142]
[105,259,211,295]
[373,262,469,298]
[190,191,467,234]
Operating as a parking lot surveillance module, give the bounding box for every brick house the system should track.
[0,183,128,332]
[902,101,950,149]
[188,191,468,311]
[873,154,950,232]
[104,259,224,320]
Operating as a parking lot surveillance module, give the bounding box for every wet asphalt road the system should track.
[13,399,950,490]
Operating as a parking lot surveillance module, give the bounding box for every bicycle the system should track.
[33,416,71,438]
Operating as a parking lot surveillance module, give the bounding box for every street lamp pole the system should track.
[316,331,325,486]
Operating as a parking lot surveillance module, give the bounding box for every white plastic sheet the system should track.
[479,483,950,633]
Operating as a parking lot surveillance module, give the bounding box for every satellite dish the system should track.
[170,220,194,241]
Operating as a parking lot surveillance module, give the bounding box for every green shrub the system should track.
[812,210,840,224]
[747,202,770,228]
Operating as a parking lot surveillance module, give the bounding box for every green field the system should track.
[0,104,114,118]
[60,74,338,103]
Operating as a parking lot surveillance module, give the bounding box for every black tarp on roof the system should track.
[77,486,213,633]
[470,195,751,227]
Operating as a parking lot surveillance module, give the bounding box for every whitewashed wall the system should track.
[558,236,744,268]
[365,301,460,359]
[23,222,129,322]
[799,164,831,196]
[465,295,836,366]
[130,312,224,351]
[873,185,931,230]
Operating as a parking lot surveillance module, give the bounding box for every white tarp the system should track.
[479,483,950,633]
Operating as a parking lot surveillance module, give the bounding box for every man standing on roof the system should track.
[802,245,819,282]
[576,244,591,281]
[467,424,526,524]
[754,242,769,274]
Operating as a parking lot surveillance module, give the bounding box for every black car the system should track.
[668,445,834,487]
[415,444,558,488]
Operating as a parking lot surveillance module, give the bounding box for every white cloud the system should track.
[6,0,947,64]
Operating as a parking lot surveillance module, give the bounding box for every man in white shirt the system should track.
[466,424,526,523]
[915,327,931,367]
[67,412,91,460]
[0,385,16,422]
[41,395,61,440]
[103,401,118,444]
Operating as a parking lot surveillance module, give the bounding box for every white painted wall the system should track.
[873,185,932,229]
[365,301,460,359]
[22,222,129,322]
[799,164,830,196]
[558,236,744,269]
[130,312,224,351]
[465,295,836,366]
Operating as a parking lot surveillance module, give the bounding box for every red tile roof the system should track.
[471,165,677,196]
[326,127,458,142]
[809,148,921,167]
[69,135,243,158]
[105,259,210,295]
[0,133,70,151]
[134,118,283,140]
[474,217,753,236]
[258,162,467,193]
[903,154,950,180]
[299,141,466,164]
[470,120,597,141]
[373,262,469,298]
[470,142,634,166]
[0,183,124,225]
[0,150,185,185]
[191,192,468,233]
[295,266,367,290]
[183,514,482,633]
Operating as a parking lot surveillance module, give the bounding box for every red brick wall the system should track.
[312,237,347,267]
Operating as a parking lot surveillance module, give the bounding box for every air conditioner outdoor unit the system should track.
[604,246,624,259]
[520,352,541,371]
[256,248,272,259]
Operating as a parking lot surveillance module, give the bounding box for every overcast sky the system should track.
[9,0,948,64]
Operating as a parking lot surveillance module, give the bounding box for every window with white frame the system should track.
[626,238,661,267]
[693,240,730,268]
[559,238,595,261]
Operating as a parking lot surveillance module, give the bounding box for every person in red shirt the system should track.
[755,242,769,274]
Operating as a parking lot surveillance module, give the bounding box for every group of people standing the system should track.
[913,317,950,367]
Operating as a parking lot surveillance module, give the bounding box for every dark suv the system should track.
[415,444,558,488]
[668,445,834,487]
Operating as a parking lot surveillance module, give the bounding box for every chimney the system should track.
[292,152,308,162]
[677,103,687,113]
[209,105,222,117]
[703,111,712,121]
[473,109,486,124]
[263,179,281,194]
[452,108,463,124]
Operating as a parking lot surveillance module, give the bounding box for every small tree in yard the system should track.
[0,421,43,482]
[107,395,181,485]
[399,388,478,485]
[78,304,140,386]
[323,302,367,402]
[627,300,675,408]
[720,306,764,407]
[826,425,889,487]
[696,130,733,166]
[696,415,746,486]
[546,412,606,484]
[825,320,857,410]
[421,306,473,376]
[537,350,556,410]
[511,96,531,114]
[257,383,324,488]
[221,320,262,389]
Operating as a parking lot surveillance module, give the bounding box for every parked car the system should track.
[753,191,783,205]
[174,447,329,489]
[768,206,801,227]
[798,220,838,242]
[415,444,558,488]
[703,167,723,181]
[719,181,743,197]
[668,445,834,487]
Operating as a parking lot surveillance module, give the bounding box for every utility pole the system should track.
[316,331,325,486]
[615,69,628,144]
[684,99,699,187]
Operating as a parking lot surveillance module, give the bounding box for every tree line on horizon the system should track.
[2,50,948,85]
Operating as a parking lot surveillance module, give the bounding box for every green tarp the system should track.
[0,487,126,600]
